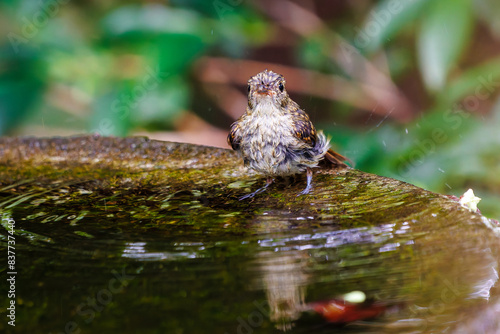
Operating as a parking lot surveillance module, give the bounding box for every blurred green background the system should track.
[1,0,499,218]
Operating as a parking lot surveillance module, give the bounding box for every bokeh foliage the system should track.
[1,0,499,218]
[0,0,265,135]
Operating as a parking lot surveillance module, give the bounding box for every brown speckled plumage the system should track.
[228,70,349,199]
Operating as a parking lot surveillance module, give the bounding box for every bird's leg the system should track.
[239,177,274,200]
[297,168,313,196]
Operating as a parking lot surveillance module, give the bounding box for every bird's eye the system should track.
[278,83,284,92]
[247,85,251,93]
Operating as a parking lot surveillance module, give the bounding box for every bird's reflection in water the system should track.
[254,249,309,331]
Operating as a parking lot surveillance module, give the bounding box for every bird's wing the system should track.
[227,121,241,151]
[290,109,317,148]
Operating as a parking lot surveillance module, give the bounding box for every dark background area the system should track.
[1,0,499,217]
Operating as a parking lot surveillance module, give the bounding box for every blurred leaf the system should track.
[361,0,432,53]
[90,89,132,136]
[384,47,413,79]
[0,79,43,134]
[323,124,413,177]
[408,108,477,149]
[102,5,203,37]
[156,33,205,75]
[170,0,221,17]
[298,35,328,71]
[102,5,206,76]
[0,1,17,8]
[417,0,473,91]
[440,57,500,105]
[0,45,45,134]
[398,111,494,193]
[133,76,189,128]
[37,18,86,52]
[171,0,253,20]
[209,9,269,57]
[89,72,189,135]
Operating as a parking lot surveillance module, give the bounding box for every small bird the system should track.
[228,69,350,200]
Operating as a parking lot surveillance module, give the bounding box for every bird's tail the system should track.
[322,149,353,168]
[315,131,353,168]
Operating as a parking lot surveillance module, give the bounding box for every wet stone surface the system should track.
[0,135,499,334]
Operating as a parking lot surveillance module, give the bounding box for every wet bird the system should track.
[228,69,350,200]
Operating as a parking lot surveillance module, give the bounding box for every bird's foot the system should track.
[297,167,313,197]
[239,177,274,201]
[296,184,313,196]
[239,187,267,200]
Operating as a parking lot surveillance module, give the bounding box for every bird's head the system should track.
[247,70,289,109]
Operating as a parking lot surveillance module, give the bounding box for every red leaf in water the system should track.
[310,299,386,323]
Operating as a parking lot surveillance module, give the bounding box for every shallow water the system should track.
[1,197,499,334]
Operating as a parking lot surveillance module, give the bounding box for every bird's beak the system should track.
[256,86,272,96]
